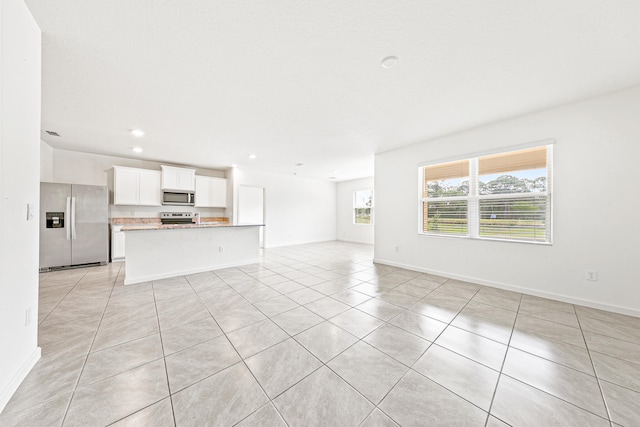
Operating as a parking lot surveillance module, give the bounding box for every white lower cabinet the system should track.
[111,226,125,261]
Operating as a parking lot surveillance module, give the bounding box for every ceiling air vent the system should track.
[45,130,60,137]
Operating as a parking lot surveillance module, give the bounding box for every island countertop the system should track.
[123,223,262,285]
[121,222,263,231]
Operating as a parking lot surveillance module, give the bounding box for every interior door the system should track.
[71,184,108,265]
[40,182,72,269]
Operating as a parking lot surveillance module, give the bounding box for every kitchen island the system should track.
[122,222,262,285]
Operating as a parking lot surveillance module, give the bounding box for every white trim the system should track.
[337,238,374,245]
[0,347,41,413]
[264,239,337,249]
[373,258,639,317]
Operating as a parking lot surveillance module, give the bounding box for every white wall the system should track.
[39,141,53,182]
[0,0,41,412]
[233,168,336,248]
[49,149,229,218]
[375,86,640,316]
[337,177,374,245]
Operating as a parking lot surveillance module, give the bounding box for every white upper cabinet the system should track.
[161,165,195,191]
[195,176,227,207]
[113,166,162,206]
[138,169,163,206]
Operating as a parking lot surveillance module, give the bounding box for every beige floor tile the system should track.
[273,366,373,426]
[435,326,507,370]
[304,296,351,319]
[502,347,607,417]
[360,409,399,427]
[355,299,404,322]
[227,319,289,358]
[271,306,324,335]
[0,392,71,427]
[294,321,359,363]
[600,379,640,426]
[379,370,487,426]
[236,403,287,426]
[165,335,240,392]
[172,363,268,426]
[591,351,640,392]
[160,316,223,355]
[110,398,174,427]
[245,338,321,398]
[363,323,431,366]
[330,308,384,338]
[80,334,164,386]
[328,341,408,404]
[491,375,609,427]
[64,359,169,427]
[414,344,499,410]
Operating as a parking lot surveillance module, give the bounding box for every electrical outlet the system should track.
[219,246,224,253]
[25,307,32,326]
[394,246,399,253]
[586,271,598,281]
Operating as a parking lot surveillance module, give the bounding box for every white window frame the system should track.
[353,189,374,226]
[418,140,553,245]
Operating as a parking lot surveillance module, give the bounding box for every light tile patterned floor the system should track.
[2,241,639,426]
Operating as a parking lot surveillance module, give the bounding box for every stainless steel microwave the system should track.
[162,190,195,206]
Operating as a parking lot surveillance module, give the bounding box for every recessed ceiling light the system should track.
[130,129,144,137]
[248,154,257,159]
[132,147,143,153]
[295,162,304,167]
[329,176,337,180]
[45,130,60,137]
[381,56,398,69]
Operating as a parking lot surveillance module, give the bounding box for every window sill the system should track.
[418,232,552,246]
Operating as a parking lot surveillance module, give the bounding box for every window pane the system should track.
[479,146,547,195]
[424,160,469,198]
[354,190,372,208]
[479,196,547,241]
[355,207,371,224]
[479,168,547,195]
[423,200,468,235]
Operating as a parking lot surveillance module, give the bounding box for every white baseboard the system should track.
[0,346,41,414]
[373,258,640,318]
[337,239,374,246]
[264,239,336,249]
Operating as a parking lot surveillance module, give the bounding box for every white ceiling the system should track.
[25,0,640,181]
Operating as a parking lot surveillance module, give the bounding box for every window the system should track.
[354,189,373,225]
[420,144,552,243]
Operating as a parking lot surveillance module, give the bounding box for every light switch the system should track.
[27,203,35,221]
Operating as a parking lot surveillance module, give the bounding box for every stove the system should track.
[160,212,194,224]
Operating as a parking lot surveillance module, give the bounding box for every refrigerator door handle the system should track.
[66,197,71,240]
[71,197,77,240]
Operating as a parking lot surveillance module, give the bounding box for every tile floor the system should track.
[1,241,639,426]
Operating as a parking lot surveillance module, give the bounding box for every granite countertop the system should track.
[112,216,229,225]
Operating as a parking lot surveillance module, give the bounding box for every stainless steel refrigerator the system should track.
[40,182,109,271]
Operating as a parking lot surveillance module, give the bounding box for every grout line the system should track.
[483,291,523,427]
[575,308,615,426]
